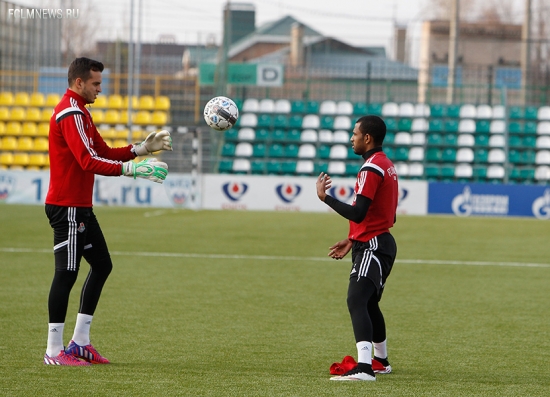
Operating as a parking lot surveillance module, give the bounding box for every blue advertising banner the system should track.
[428,182,550,219]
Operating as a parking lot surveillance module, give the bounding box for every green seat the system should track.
[288,115,303,129]
[510,168,521,180]
[509,106,523,119]
[318,145,331,159]
[281,161,297,174]
[524,122,537,134]
[524,106,538,120]
[305,101,320,114]
[509,136,522,148]
[385,118,397,132]
[444,120,459,133]
[257,114,272,128]
[315,161,329,173]
[509,149,521,163]
[224,129,239,141]
[473,165,487,180]
[429,119,444,132]
[252,143,266,157]
[353,102,367,116]
[320,116,334,129]
[475,134,489,147]
[476,120,490,133]
[394,147,409,161]
[218,159,233,173]
[273,115,288,128]
[398,118,412,131]
[430,104,447,118]
[385,132,395,145]
[446,104,461,118]
[268,144,284,158]
[441,166,455,179]
[520,168,535,180]
[520,150,536,163]
[443,134,457,146]
[286,129,301,142]
[291,100,305,113]
[266,160,283,174]
[383,146,395,159]
[508,122,522,134]
[251,160,266,174]
[425,165,441,179]
[367,103,382,116]
[346,162,361,176]
[441,148,457,162]
[221,142,236,157]
[255,128,270,142]
[348,146,360,159]
[522,136,536,148]
[474,149,488,163]
[426,148,442,162]
[271,129,286,142]
[427,133,443,146]
[284,144,299,158]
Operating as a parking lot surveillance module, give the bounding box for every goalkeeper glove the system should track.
[122,158,168,184]
[133,130,173,156]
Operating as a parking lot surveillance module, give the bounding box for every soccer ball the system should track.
[203,96,239,131]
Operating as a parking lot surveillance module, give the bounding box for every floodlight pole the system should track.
[446,0,459,104]
[127,0,134,144]
[520,0,532,106]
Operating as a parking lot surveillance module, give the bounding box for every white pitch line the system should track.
[1,247,550,269]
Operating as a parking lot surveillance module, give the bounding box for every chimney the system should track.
[394,26,407,63]
[290,22,304,67]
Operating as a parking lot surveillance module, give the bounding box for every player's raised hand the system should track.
[316,172,332,201]
[133,130,173,156]
[122,158,168,184]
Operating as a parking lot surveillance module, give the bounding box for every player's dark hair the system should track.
[68,57,104,86]
[356,115,387,146]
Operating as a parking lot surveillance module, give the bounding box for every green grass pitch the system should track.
[1,204,549,396]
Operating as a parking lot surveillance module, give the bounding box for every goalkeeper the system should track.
[43,57,172,366]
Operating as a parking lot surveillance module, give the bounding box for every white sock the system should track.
[46,323,65,357]
[72,313,93,346]
[356,341,372,365]
[373,339,388,359]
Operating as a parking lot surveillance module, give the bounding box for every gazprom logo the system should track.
[275,183,301,203]
[532,188,550,219]
[451,186,509,217]
[222,182,248,201]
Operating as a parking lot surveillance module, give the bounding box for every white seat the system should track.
[398,102,415,117]
[329,144,348,159]
[492,105,505,119]
[537,106,550,120]
[233,158,250,172]
[458,119,476,133]
[333,116,352,130]
[258,98,275,113]
[239,113,257,127]
[242,98,259,113]
[488,134,505,147]
[395,162,409,176]
[535,165,550,180]
[476,105,492,119]
[408,147,425,161]
[336,101,353,115]
[459,104,476,118]
[318,129,333,143]
[302,114,320,129]
[300,129,318,142]
[414,103,430,117]
[457,134,475,146]
[298,144,316,158]
[456,148,474,162]
[381,102,398,116]
[394,132,411,145]
[319,100,337,115]
[536,135,550,148]
[411,118,429,132]
[486,164,505,179]
[411,132,426,145]
[408,163,424,177]
[455,163,473,178]
[535,150,550,164]
[235,142,253,157]
[274,99,291,114]
[490,120,505,134]
[296,160,314,174]
[328,161,346,174]
[237,128,255,140]
[333,130,350,143]
[488,148,505,163]
[536,121,550,135]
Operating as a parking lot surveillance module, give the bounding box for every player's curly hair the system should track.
[356,115,387,146]
[68,57,104,87]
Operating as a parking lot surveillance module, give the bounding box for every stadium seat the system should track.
[302,114,320,129]
[398,102,414,117]
[455,163,473,179]
[525,106,538,120]
[458,119,476,133]
[508,122,522,134]
[488,134,505,148]
[535,165,550,180]
[508,149,521,164]
[457,134,474,147]
[476,120,490,133]
[385,132,395,144]
[286,129,301,142]
[353,102,367,116]
[221,142,236,157]
[267,144,284,158]
[154,96,171,111]
[138,95,154,110]
[91,109,105,123]
[28,153,47,167]
[492,105,505,119]
[104,110,121,124]
[25,107,41,123]
[537,106,550,120]
[394,132,411,145]
[383,147,395,159]
[459,104,476,118]
[536,136,550,148]
[0,92,14,106]
[320,116,334,129]
[476,105,492,119]
[252,143,266,158]
[446,104,461,118]
[426,148,442,162]
[271,129,285,142]
[474,148,489,163]
[366,103,382,116]
[12,152,30,167]
[345,162,361,176]
[256,128,271,142]
[93,96,108,108]
[233,158,251,173]
[333,116,351,130]
[274,99,291,114]
[474,134,489,147]
[456,147,474,163]
[273,115,288,129]
[29,92,45,107]
[107,95,123,109]
[430,104,446,118]
[287,115,303,129]
[284,144,299,158]
[486,164,505,179]
[300,129,317,142]
[411,118,428,132]
[21,122,37,136]
[319,100,337,115]
[45,93,61,107]
[33,137,49,152]
[318,145,331,159]
[535,150,550,165]
[333,130,350,143]
[397,118,412,131]
[0,152,14,166]
[151,111,168,125]
[488,148,505,163]
[9,107,26,121]
[298,144,316,158]
[427,133,443,146]
[414,103,430,117]
[305,101,320,114]
[123,96,139,109]
[0,107,9,121]
[259,99,275,113]
[16,137,33,151]
[328,161,346,175]
[441,148,457,162]
[336,101,353,115]
[490,120,505,134]
[235,142,253,157]
[537,121,550,135]
[329,145,348,159]
[238,127,255,141]
[408,147,424,162]
[509,106,523,119]
[395,162,409,177]
[524,121,537,134]
[281,161,297,174]
[408,163,424,178]
[291,100,305,114]
[424,165,440,179]
[444,120,459,133]
[218,159,233,173]
[239,113,258,128]
[250,160,266,174]
[381,102,398,117]
[318,129,333,143]
[428,119,443,133]
[37,122,49,136]
[13,92,30,107]
[385,118,397,131]
[41,108,53,122]
[5,122,22,136]
[509,135,522,148]
[242,98,259,113]
[411,132,426,145]
[394,147,409,161]
[0,121,4,136]
[256,114,272,128]
[443,133,458,146]
[224,128,239,141]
